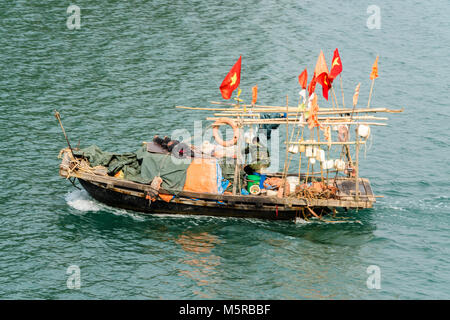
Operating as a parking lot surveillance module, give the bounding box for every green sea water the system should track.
[0,0,449,299]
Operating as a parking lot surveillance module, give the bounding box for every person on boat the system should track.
[244,136,270,174]
[152,135,195,158]
[259,112,286,140]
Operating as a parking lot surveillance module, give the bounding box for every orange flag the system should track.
[314,50,331,100]
[370,56,379,80]
[220,56,242,99]
[307,94,320,129]
[251,85,258,105]
[353,83,361,107]
[314,50,329,77]
[298,69,308,90]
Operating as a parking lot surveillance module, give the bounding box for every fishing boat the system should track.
[57,53,402,221]
[58,147,378,221]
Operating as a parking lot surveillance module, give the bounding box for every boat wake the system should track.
[65,189,146,221]
[295,217,363,225]
[65,189,101,212]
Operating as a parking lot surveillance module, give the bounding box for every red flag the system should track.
[298,69,308,90]
[219,56,242,99]
[251,85,258,105]
[314,50,331,100]
[308,72,317,96]
[316,72,332,100]
[329,48,343,80]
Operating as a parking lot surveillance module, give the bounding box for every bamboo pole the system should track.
[54,110,74,157]
[213,114,389,121]
[330,88,336,111]
[287,140,366,145]
[223,120,388,126]
[282,95,289,197]
[317,126,324,183]
[367,79,375,108]
[355,127,360,204]
[340,75,345,108]
[232,95,242,195]
[332,87,340,110]
[177,105,403,115]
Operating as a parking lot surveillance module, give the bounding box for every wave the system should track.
[65,189,146,221]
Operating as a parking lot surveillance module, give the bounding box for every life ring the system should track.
[212,118,239,147]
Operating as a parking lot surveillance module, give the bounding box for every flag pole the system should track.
[367,55,379,108]
[54,110,74,157]
[340,75,345,108]
[332,87,340,110]
[367,78,375,108]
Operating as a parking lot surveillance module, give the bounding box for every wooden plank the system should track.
[61,164,374,209]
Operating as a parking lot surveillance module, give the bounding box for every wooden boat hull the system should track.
[78,179,301,220]
[59,149,375,221]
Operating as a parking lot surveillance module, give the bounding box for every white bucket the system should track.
[318,149,326,162]
[305,146,313,157]
[288,145,299,154]
[334,159,346,171]
[326,159,334,170]
[287,176,298,194]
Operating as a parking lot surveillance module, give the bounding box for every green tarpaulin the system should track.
[74,145,191,194]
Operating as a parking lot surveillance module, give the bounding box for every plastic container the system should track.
[258,174,267,189]
[305,146,313,157]
[319,149,326,162]
[247,174,261,192]
[286,176,298,194]
[288,145,299,154]
[249,184,261,195]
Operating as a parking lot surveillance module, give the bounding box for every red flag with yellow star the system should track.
[314,50,331,100]
[220,56,241,99]
[329,48,343,80]
[316,72,332,100]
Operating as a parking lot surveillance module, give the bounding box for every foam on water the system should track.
[65,189,146,221]
[65,189,101,212]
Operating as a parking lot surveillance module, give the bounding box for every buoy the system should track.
[357,124,371,138]
[212,117,239,147]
